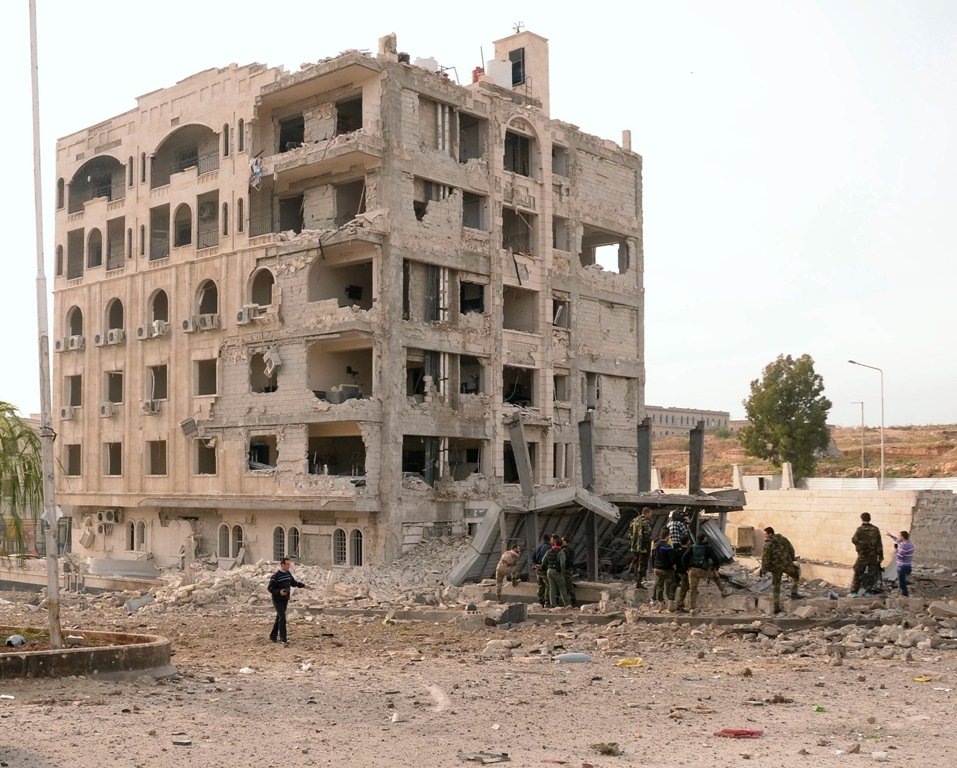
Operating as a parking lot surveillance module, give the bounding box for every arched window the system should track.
[350,529,363,566]
[272,526,285,560]
[222,124,230,157]
[56,178,64,209]
[197,279,219,314]
[218,523,230,558]
[288,527,300,559]
[126,228,132,258]
[222,203,229,236]
[250,269,275,306]
[127,521,135,551]
[140,152,147,184]
[87,228,103,268]
[173,204,192,247]
[127,156,134,187]
[150,290,169,323]
[237,198,245,232]
[66,306,83,336]
[139,225,145,256]
[237,119,245,152]
[231,525,244,558]
[56,245,63,276]
[333,528,347,565]
[106,298,124,330]
[136,521,147,551]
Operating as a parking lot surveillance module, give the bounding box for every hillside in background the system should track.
[653,424,957,488]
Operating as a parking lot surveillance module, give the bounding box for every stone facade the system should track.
[51,31,644,570]
[644,405,730,436]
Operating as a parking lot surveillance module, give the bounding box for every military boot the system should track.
[666,600,675,612]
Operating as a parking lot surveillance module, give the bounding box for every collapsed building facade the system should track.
[53,30,730,577]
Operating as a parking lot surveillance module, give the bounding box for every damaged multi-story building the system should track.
[51,30,680,576]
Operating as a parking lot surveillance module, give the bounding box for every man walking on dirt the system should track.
[268,557,307,644]
[760,526,802,614]
[629,507,653,587]
[851,512,884,595]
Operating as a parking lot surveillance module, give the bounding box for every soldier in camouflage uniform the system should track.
[851,512,884,594]
[629,507,654,587]
[759,527,801,614]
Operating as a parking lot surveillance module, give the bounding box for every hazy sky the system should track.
[1,1,954,427]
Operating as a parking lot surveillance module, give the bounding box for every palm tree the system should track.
[0,401,43,558]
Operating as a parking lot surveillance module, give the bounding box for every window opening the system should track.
[198,280,219,313]
[509,48,526,86]
[149,204,170,260]
[147,440,167,475]
[459,355,484,395]
[462,192,487,230]
[196,359,217,396]
[67,306,83,336]
[350,529,363,566]
[151,290,169,323]
[335,181,366,227]
[335,97,363,136]
[56,245,63,276]
[66,375,82,407]
[250,269,275,306]
[237,198,244,232]
[231,525,244,558]
[333,529,347,565]
[173,204,192,247]
[107,298,124,330]
[502,208,533,254]
[458,113,486,162]
[553,373,569,402]
[222,203,229,236]
[278,114,305,152]
[222,124,230,157]
[502,286,538,332]
[250,353,278,393]
[148,365,168,400]
[504,130,532,176]
[248,435,278,470]
[503,366,535,407]
[279,195,304,234]
[552,145,569,176]
[65,444,82,476]
[87,229,103,268]
[136,521,146,551]
[237,119,245,152]
[580,225,629,273]
[273,527,286,560]
[105,371,123,404]
[104,442,122,476]
[218,524,229,557]
[288,527,300,558]
[197,439,217,475]
[459,281,484,314]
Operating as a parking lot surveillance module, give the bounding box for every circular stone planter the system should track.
[0,625,176,679]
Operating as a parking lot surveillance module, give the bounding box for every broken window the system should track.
[509,48,526,86]
[580,225,629,273]
[278,114,305,153]
[402,435,440,487]
[335,97,363,136]
[195,359,217,396]
[333,529,347,565]
[67,229,84,279]
[413,178,451,222]
[308,259,373,309]
[448,438,483,480]
[106,298,124,331]
[419,97,455,153]
[552,144,569,177]
[307,431,365,477]
[459,112,486,163]
[250,353,278,394]
[105,371,123,404]
[150,290,169,323]
[553,216,571,251]
[250,269,275,306]
[197,192,219,249]
[65,375,82,407]
[64,444,82,476]
[459,281,485,314]
[278,194,304,234]
[552,296,570,328]
[462,192,487,230]
[103,442,122,476]
[66,306,83,336]
[150,204,170,260]
[504,130,534,177]
[197,280,219,314]
[459,355,484,395]
[406,349,443,398]
[583,371,600,410]
[503,366,536,407]
[248,435,278,470]
[553,373,570,402]
[306,343,372,401]
[147,365,168,400]
[195,438,217,475]
[147,441,167,476]
[422,264,449,322]
[504,441,537,484]
[502,208,534,254]
[173,203,192,247]
[503,286,538,333]
[335,180,366,227]
[87,228,103,268]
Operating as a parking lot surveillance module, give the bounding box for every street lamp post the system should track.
[851,401,865,478]
[848,360,884,490]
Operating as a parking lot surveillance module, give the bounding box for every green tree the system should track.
[739,354,832,479]
[0,401,43,557]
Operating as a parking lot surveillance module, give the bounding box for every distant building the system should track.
[645,406,730,437]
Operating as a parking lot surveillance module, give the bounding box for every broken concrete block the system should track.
[792,605,819,619]
[928,601,957,619]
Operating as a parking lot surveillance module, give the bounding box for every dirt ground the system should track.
[2,592,956,768]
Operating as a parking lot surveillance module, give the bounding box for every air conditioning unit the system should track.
[236,307,254,326]
[198,313,221,330]
[152,319,169,337]
[104,509,122,524]
[182,317,198,333]
[141,400,161,415]
[68,335,86,351]
[59,405,76,420]
[54,338,67,352]
[136,324,152,340]
[96,523,105,535]
[99,402,116,418]
[93,332,105,347]
[107,328,126,345]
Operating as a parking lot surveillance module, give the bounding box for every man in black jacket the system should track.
[268,557,307,644]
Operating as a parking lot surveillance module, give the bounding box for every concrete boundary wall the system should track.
[728,490,921,568]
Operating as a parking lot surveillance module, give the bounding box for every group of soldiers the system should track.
[493,508,897,615]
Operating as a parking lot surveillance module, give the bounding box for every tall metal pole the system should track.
[29,0,63,647]
[849,360,885,492]
[851,401,864,478]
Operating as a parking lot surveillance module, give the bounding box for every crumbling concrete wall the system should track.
[910,491,957,569]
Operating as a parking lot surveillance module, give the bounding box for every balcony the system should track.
[260,130,384,185]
